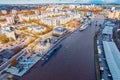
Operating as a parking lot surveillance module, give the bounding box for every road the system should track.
[0,48,26,72]
[97,19,113,80]
[97,31,111,80]
[16,15,105,80]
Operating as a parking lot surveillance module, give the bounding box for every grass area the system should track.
[94,31,100,80]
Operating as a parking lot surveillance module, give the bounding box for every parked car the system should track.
[100,67,104,72]
[98,58,102,62]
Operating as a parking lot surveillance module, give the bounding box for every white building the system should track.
[19,14,39,21]
[28,26,46,33]
[34,10,40,15]
[53,27,67,36]
[1,10,7,15]
[0,22,8,26]
[12,9,17,14]
[6,31,17,40]
[18,14,23,22]
[6,15,14,24]
[69,5,76,9]
[40,17,59,27]
[59,17,71,24]
[1,26,17,40]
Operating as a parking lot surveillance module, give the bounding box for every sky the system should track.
[0,0,120,4]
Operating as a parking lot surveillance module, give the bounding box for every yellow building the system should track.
[114,11,120,19]
[108,11,120,19]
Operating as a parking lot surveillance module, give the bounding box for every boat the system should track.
[79,24,88,31]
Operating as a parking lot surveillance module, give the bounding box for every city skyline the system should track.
[0,3,120,80]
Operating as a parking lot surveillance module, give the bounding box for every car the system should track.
[53,27,67,36]
[101,74,105,80]
[98,58,102,62]
[107,74,112,78]
[100,67,104,72]
[98,47,102,54]
[97,40,99,45]
[101,78,105,80]
[41,58,45,60]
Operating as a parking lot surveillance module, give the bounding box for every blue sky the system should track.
[0,0,120,4]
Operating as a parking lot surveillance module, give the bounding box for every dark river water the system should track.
[16,15,104,80]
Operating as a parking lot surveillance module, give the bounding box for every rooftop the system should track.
[102,26,113,35]
[103,41,120,80]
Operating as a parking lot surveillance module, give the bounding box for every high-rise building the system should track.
[18,14,23,22]
[12,9,17,14]
[2,27,18,40]
[6,14,14,24]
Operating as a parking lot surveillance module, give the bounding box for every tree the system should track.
[10,58,18,67]
[0,34,9,43]
[9,37,15,42]
[0,18,6,22]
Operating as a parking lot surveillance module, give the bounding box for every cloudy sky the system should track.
[0,0,119,4]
